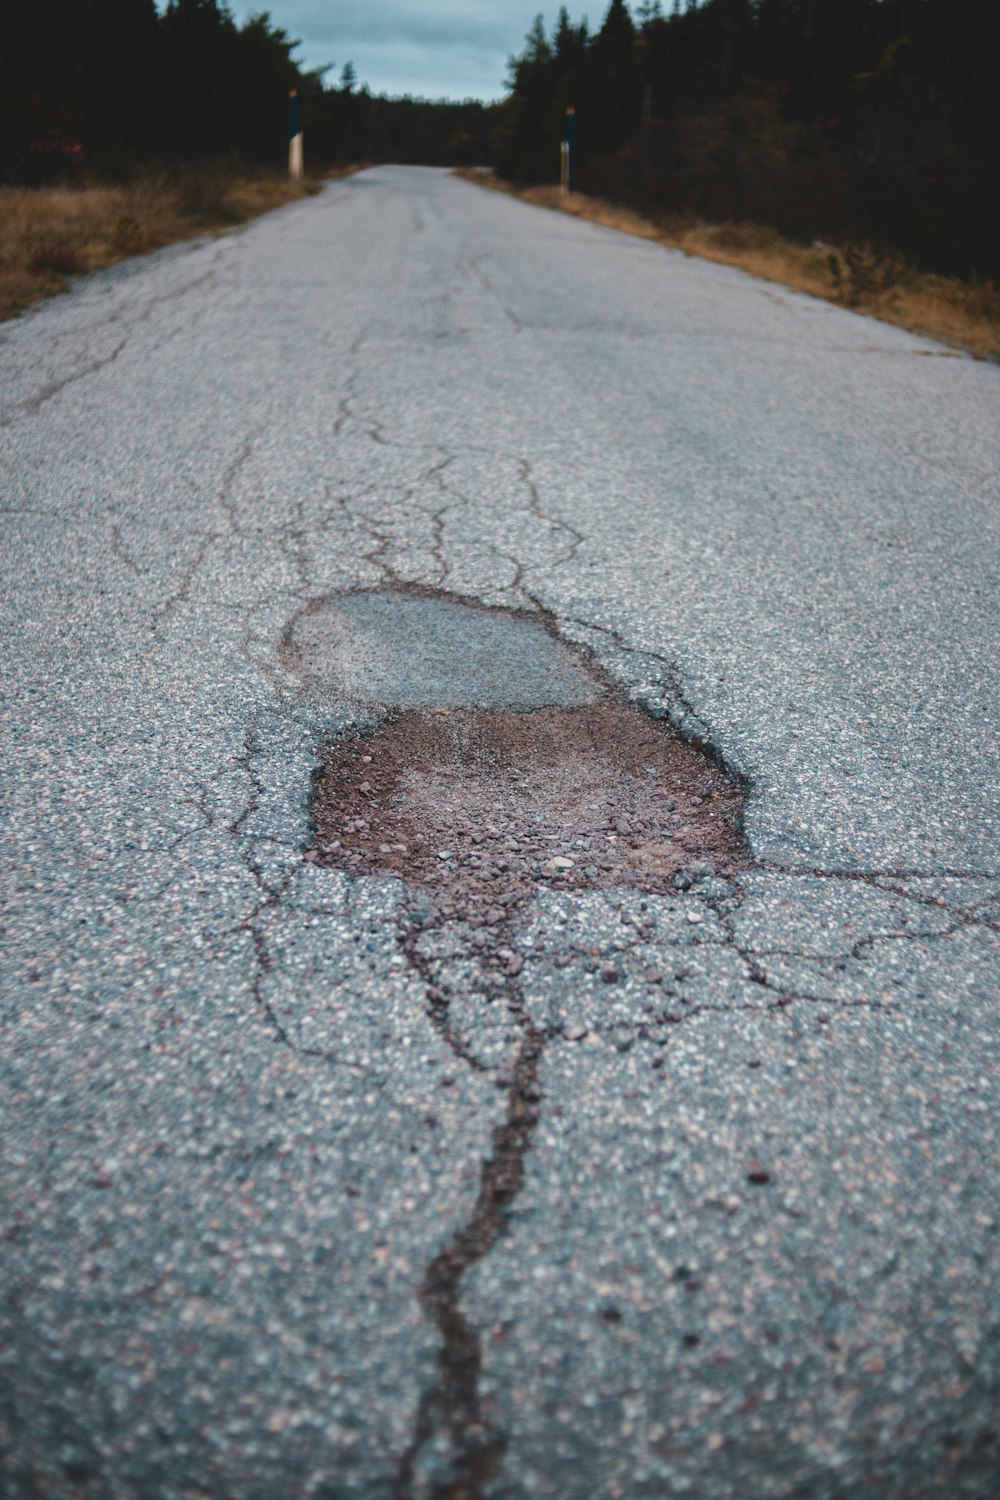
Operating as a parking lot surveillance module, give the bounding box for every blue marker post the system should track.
[289,89,303,180]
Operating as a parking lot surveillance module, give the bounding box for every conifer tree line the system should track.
[493,0,1000,280]
[4,1,996,282]
[0,0,491,184]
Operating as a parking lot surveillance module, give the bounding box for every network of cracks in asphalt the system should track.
[310,666,747,1498]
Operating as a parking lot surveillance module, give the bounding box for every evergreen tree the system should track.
[494,0,999,278]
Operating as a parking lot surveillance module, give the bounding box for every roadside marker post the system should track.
[289,89,304,180]
[564,106,575,193]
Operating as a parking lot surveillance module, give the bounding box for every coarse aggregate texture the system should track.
[0,166,998,1499]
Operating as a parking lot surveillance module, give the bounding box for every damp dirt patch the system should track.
[310,700,746,913]
[292,587,749,1499]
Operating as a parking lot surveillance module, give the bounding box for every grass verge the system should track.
[455,170,1000,361]
[0,167,354,322]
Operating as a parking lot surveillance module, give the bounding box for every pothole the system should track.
[289,584,747,904]
[285,586,749,1499]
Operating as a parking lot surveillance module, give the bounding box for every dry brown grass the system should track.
[455,170,1000,361]
[0,171,327,321]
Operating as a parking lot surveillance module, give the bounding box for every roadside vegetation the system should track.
[2,2,491,185]
[459,171,1000,359]
[489,1,999,357]
[0,171,330,321]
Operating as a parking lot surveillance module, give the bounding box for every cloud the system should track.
[230,1,543,101]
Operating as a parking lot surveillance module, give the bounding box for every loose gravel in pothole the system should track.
[311,701,746,910]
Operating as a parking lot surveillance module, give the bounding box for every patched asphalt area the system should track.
[1,167,998,1500]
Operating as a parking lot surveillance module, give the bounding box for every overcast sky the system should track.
[229,1,560,103]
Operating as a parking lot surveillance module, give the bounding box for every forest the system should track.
[2,1,996,284]
[0,0,492,183]
[494,0,1000,281]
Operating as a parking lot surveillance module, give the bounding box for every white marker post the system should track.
[289,89,304,180]
[561,106,575,194]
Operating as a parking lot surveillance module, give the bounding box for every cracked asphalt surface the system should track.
[1,165,999,1499]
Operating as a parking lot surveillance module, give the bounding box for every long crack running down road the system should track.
[298,587,746,1492]
[1,167,999,1499]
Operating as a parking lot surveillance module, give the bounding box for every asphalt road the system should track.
[1,166,998,1500]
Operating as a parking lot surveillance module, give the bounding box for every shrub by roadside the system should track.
[0,169,329,321]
